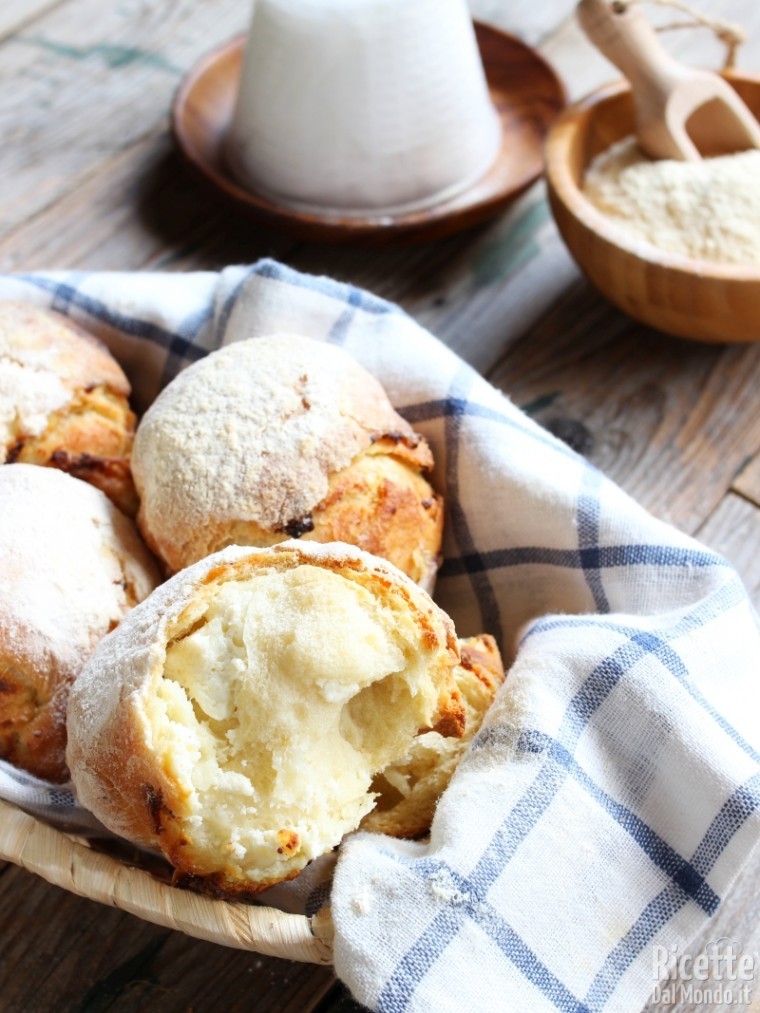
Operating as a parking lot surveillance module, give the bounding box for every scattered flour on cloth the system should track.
[583,137,760,265]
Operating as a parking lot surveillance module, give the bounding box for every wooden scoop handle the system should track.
[577,0,686,96]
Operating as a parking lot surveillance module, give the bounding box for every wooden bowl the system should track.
[545,72,760,343]
[172,26,566,245]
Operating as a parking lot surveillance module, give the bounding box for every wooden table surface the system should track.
[2,1,760,1010]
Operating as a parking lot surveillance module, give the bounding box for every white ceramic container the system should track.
[226,0,502,215]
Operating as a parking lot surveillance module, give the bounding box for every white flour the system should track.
[583,138,760,265]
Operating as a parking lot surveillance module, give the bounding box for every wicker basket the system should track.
[0,797,334,963]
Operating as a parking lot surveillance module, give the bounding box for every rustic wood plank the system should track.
[695,493,760,608]
[0,129,295,274]
[487,281,760,535]
[0,0,251,240]
[0,0,67,43]
[645,841,760,1012]
[314,983,367,1013]
[285,183,575,376]
[0,862,336,1013]
[732,457,760,509]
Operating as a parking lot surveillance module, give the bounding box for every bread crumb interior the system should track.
[150,564,439,885]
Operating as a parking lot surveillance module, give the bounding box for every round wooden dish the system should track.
[545,72,760,343]
[172,25,566,245]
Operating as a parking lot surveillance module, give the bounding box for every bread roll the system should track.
[0,465,160,782]
[67,541,463,896]
[132,335,442,588]
[362,634,505,839]
[0,302,137,514]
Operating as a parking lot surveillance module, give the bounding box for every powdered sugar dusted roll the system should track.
[132,335,443,588]
[66,541,463,896]
[0,465,160,782]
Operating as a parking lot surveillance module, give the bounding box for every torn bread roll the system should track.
[362,634,505,839]
[0,465,160,782]
[0,302,138,514]
[66,541,463,897]
[132,335,443,589]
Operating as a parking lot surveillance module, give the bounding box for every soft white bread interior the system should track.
[362,634,505,839]
[132,335,443,588]
[66,541,463,896]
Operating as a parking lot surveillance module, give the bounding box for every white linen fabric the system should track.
[0,261,758,1013]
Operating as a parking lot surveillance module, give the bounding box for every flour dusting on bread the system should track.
[0,464,160,781]
[66,541,462,895]
[0,302,137,512]
[132,335,442,584]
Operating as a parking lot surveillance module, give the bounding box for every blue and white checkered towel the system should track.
[1,261,759,1012]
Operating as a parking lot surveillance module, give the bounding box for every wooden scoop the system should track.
[577,0,760,160]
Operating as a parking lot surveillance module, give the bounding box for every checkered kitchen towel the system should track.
[1,260,759,1012]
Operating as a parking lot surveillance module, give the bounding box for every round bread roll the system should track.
[0,301,137,514]
[0,465,160,782]
[362,634,505,839]
[132,335,443,588]
[67,541,463,896]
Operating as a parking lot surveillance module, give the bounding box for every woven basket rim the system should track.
[0,797,334,964]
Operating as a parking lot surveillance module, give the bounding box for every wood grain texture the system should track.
[486,279,760,533]
[0,130,294,273]
[545,74,760,343]
[0,0,250,240]
[171,27,565,244]
[0,863,335,1013]
[643,842,760,1012]
[733,457,760,508]
[286,205,760,534]
[0,0,66,43]
[697,493,760,607]
[543,0,760,102]
[0,799,332,964]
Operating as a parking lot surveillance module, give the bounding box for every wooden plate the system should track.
[171,25,566,244]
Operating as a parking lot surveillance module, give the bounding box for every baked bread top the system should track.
[66,540,463,895]
[132,335,440,579]
[0,302,137,513]
[0,464,160,781]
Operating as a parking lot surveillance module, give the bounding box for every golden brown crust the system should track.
[361,633,505,840]
[0,303,136,512]
[67,541,462,895]
[458,633,504,695]
[0,666,71,783]
[133,336,443,585]
[307,450,443,591]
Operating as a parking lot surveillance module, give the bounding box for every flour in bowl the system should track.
[583,138,760,265]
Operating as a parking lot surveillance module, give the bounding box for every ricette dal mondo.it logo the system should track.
[652,937,755,1006]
